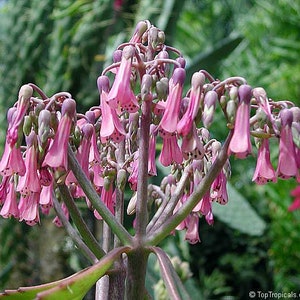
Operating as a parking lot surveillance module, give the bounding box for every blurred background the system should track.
[0,0,299,299]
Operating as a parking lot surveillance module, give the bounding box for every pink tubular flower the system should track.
[277,109,298,179]
[0,179,19,218]
[97,76,126,143]
[0,140,26,177]
[128,152,139,191]
[17,133,41,197]
[43,98,76,170]
[94,184,115,219]
[159,68,186,136]
[18,192,40,226]
[7,85,33,146]
[159,135,183,167]
[252,138,276,184]
[228,84,252,158]
[185,213,200,244]
[39,181,54,215]
[107,46,139,113]
[177,72,204,136]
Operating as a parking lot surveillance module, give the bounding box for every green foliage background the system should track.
[0,0,299,299]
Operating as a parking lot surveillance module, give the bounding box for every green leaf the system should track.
[212,183,266,236]
[0,247,130,300]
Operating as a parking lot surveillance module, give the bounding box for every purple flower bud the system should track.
[113,49,123,63]
[280,109,293,127]
[141,74,153,101]
[97,75,110,93]
[238,84,252,105]
[61,98,76,118]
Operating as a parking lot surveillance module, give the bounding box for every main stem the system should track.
[134,99,151,241]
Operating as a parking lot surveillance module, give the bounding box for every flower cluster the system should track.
[0,20,300,241]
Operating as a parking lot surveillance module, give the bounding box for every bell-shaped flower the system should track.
[228,84,252,158]
[39,181,54,215]
[159,135,183,167]
[7,85,32,146]
[0,179,19,218]
[106,46,139,113]
[276,109,298,179]
[252,138,276,184]
[43,98,76,170]
[158,68,186,136]
[0,140,25,177]
[98,76,126,143]
[17,132,41,197]
[185,213,200,244]
[177,72,204,136]
[18,192,40,226]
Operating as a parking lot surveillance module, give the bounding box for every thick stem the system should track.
[58,184,105,259]
[135,99,152,240]
[146,132,233,246]
[67,144,133,246]
[125,248,150,300]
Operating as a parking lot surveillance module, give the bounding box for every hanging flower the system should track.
[43,98,76,170]
[228,84,252,158]
[252,138,276,184]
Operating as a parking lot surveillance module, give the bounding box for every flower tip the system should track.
[61,98,76,117]
[238,84,252,104]
[172,67,186,85]
[97,75,110,93]
[19,84,33,100]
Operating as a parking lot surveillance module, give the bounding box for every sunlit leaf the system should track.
[0,247,130,300]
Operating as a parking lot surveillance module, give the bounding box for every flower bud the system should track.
[229,86,238,101]
[23,115,32,136]
[226,99,236,124]
[117,169,127,191]
[191,72,205,89]
[103,176,112,191]
[113,49,122,63]
[280,108,293,127]
[156,77,169,100]
[122,45,135,60]
[141,74,153,101]
[238,84,252,104]
[130,20,148,43]
[18,84,33,101]
[38,109,51,144]
[176,57,186,68]
[97,75,110,93]
[202,90,217,128]
[127,192,137,215]
[61,98,76,118]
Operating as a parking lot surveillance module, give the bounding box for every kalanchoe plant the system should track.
[0,20,300,299]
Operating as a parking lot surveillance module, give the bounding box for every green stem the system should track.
[67,144,133,246]
[52,195,97,263]
[58,183,105,259]
[146,132,233,246]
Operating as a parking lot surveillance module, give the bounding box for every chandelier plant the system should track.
[0,20,299,299]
